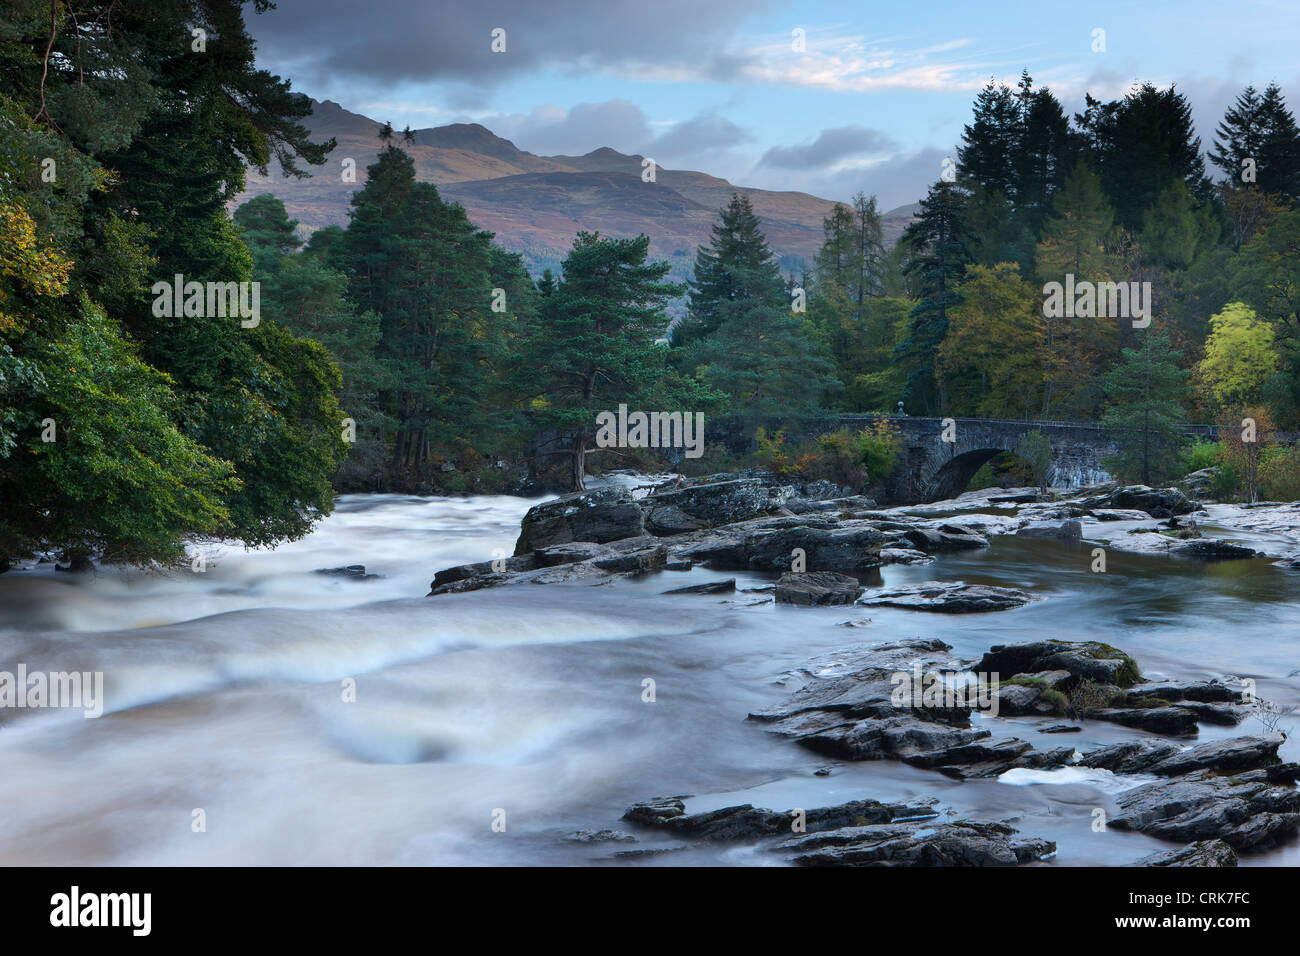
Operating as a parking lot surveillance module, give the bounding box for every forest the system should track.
[3,0,1300,570]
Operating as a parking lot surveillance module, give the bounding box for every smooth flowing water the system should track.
[1,491,1297,866]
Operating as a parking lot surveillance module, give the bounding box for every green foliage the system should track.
[1181,440,1224,474]
[1260,445,1300,501]
[1101,330,1190,485]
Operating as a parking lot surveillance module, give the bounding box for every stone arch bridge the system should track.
[840,416,1215,503]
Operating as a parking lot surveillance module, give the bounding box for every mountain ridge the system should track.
[238,98,917,278]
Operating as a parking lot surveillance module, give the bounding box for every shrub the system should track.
[1260,445,1300,501]
[1181,440,1223,474]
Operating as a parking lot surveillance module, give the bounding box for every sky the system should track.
[247,0,1300,211]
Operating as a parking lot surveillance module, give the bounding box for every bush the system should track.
[1261,445,1300,501]
[1181,440,1224,474]
[755,420,902,490]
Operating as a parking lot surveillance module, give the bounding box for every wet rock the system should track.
[1111,771,1300,850]
[621,795,938,842]
[877,547,935,565]
[1169,538,1259,560]
[1016,519,1082,541]
[514,487,646,552]
[902,526,990,552]
[663,579,736,595]
[1087,706,1200,736]
[1135,839,1238,867]
[643,479,783,535]
[1123,680,1246,704]
[1081,485,1195,518]
[856,582,1031,614]
[774,571,863,606]
[1080,734,1287,777]
[1039,724,1083,734]
[781,820,1055,867]
[313,564,380,579]
[566,828,636,843]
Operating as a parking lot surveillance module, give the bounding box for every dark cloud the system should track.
[757,125,900,170]
[248,0,769,89]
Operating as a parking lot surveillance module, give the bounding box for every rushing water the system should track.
[1,491,1298,866]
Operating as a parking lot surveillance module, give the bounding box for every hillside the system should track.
[237,99,917,279]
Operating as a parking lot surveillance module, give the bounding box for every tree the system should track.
[529,232,713,490]
[1213,84,1300,202]
[679,193,776,344]
[1219,408,1274,503]
[898,181,971,414]
[1034,163,1122,418]
[1100,329,1189,485]
[1079,83,1209,231]
[937,263,1041,418]
[1197,302,1277,412]
[234,194,302,274]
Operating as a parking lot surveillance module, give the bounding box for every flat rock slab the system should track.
[857,582,1031,614]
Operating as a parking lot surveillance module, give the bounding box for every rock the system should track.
[590,544,667,573]
[680,521,884,573]
[1016,519,1082,541]
[1169,538,1259,560]
[781,820,1055,867]
[856,582,1031,614]
[775,571,863,606]
[799,479,844,501]
[1090,508,1157,521]
[621,795,938,842]
[877,547,935,565]
[1123,680,1246,704]
[1082,486,1195,518]
[643,479,782,535]
[313,564,379,579]
[976,640,1142,687]
[1146,733,1287,777]
[1079,734,1287,777]
[1135,839,1238,867]
[431,554,538,590]
[1086,706,1200,736]
[1178,467,1222,501]
[663,579,736,595]
[514,487,646,553]
[1039,724,1083,734]
[902,526,990,552]
[566,829,636,843]
[1111,770,1300,851]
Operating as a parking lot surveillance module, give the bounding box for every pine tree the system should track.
[683,199,835,444]
[1100,329,1189,485]
[528,232,710,490]
[897,181,971,414]
[679,194,776,344]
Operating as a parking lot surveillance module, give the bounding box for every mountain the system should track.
[237,99,918,279]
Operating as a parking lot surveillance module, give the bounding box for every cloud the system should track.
[746,147,950,211]
[648,114,753,160]
[758,125,900,170]
[248,0,771,89]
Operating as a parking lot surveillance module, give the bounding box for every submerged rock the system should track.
[663,579,736,595]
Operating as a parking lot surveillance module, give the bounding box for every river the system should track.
[1,490,1297,866]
